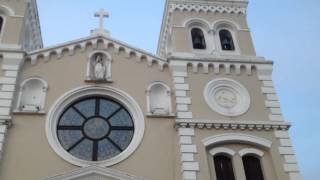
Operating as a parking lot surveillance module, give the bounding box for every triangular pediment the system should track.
[26,34,168,69]
[44,166,147,180]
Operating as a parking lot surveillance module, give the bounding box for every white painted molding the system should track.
[178,127,199,180]
[170,1,247,15]
[213,19,242,31]
[238,148,264,157]
[209,147,236,157]
[180,144,197,153]
[175,119,291,131]
[202,133,272,149]
[43,166,147,180]
[183,18,211,30]
[26,36,168,71]
[46,86,145,167]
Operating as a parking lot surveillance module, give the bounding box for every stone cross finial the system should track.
[94,9,109,30]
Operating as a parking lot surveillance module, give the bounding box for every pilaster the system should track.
[0,50,24,160]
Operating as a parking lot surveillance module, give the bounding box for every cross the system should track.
[94,9,109,30]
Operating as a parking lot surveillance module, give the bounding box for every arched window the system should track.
[214,155,236,180]
[219,29,235,51]
[242,155,265,180]
[0,16,3,34]
[191,28,206,50]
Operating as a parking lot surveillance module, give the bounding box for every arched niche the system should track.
[15,77,48,113]
[146,82,174,117]
[86,51,112,82]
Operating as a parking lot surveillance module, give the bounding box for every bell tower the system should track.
[0,0,42,51]
[157,0,256,59]
[159,1,302,180]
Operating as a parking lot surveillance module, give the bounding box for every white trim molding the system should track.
[256,64,285,122]
[209,147,236,157]
[46,86,145,167]
[178,128,199,180]
[202,133,272,149]
[26,35,168,69]
[171,64,193,119]
[238,148,264,157]
[170,1,247,15]
[43,166,147,180]
[0,124,7,160]
[175,119,291,131]
[274,130,302,180]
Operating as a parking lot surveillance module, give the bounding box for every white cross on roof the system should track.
[94,9,109,30]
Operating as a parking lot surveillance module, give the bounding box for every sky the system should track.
[37,0,320,179]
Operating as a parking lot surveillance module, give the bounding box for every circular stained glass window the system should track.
[57,97,134,162]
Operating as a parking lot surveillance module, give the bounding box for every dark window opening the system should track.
[242,155,265,180]
[219,29,235,51]
[0,17,3,34]
[191,28,206,49]
[214,155,236,180]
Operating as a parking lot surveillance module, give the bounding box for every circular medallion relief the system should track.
[204,78,250,117]
[46,86,144,167]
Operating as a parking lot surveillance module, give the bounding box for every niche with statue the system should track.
[86,51,112,82]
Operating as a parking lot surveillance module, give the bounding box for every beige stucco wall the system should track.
[0,47,182,180]
[170,11,256,56]
[194,129,290,180]
[186,67,270,121]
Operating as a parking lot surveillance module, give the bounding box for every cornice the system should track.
[170,1,247,14]
[25,35,169,71]
[169,55,273,64]
[175,119,291,131]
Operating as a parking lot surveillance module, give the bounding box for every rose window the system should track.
[57,97,134,162]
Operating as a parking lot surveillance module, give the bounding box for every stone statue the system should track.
[94,55,106,80]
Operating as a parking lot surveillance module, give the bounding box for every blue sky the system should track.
[37,0,320,179]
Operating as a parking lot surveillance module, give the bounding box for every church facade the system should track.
[0,0,302,180]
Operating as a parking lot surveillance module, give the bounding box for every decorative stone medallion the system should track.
[204,78,250,117]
